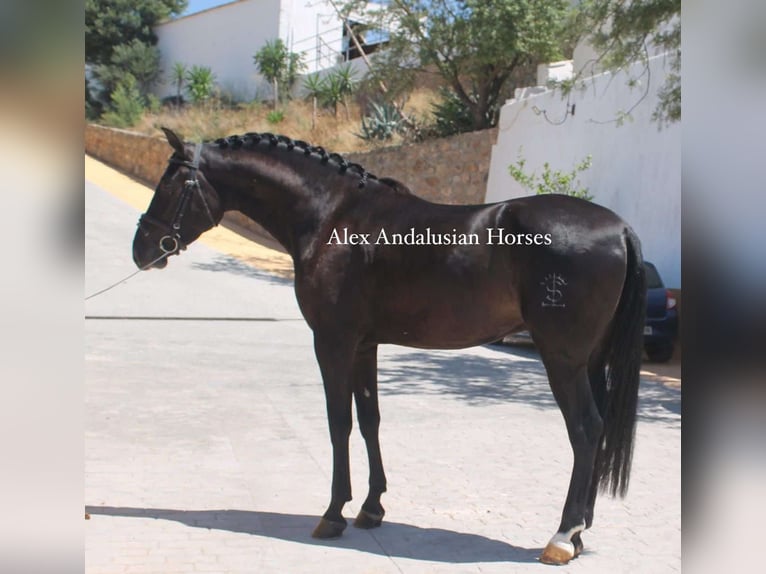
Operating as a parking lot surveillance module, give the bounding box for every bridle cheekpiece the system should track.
[138,142,218,255]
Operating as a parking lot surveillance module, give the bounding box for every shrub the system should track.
[100,75,144,128]
[185,65,216,105]
[429,87,478,137]
[266,109,285,124]
[326,64,358,119]
[508,152,594,200]
[146,93,162,114]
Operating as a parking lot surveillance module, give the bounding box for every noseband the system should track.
[139,143,218,254]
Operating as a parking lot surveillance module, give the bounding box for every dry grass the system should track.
[131,88,441,154]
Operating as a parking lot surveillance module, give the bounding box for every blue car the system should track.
[643,261,678,362]
[495,261,679,362]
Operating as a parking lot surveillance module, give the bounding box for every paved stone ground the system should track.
[85,162,681,573]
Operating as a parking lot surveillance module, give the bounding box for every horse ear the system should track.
[161,127,186,156]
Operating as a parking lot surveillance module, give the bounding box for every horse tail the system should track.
[595,226,646,497]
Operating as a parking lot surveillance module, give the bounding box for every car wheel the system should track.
[646,343,674,363]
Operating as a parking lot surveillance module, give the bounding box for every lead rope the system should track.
[87,144,206,302]
[84,249,173,301]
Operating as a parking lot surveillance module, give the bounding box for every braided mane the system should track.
[212,132,410,193]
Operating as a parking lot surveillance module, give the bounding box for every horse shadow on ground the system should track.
[378,346,555,409]
[635,378,681,426]
[84,506,540,564]
[378,346,681,427]
[191,255,293,286]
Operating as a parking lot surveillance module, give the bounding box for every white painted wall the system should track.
[154,0,347,102]
[537,60,573,87]
[155,0,282,101]
[486,53,681,288]
[286,2,346,73]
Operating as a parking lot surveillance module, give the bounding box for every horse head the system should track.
[132,128,223,269]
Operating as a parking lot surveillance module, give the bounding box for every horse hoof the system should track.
[539,540,576,565]
[353,509,384,529]
[311,518,347,539]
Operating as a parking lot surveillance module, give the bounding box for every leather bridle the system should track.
[138,143,218,254]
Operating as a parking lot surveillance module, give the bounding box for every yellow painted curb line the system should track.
[85,155,294,279]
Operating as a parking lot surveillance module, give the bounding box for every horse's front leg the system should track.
[311,332,356,539]
[351,344,387,529]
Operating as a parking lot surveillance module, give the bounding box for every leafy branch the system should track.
[509,152,594,200]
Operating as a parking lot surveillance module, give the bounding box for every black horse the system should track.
[133,128,646,565]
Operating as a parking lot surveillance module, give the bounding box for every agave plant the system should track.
[357,102,406,141]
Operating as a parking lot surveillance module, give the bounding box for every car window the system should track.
[644,262,664,289]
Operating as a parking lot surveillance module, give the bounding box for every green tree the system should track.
[85,0,187,115]
[343,0,570,130]
[97,38,162,96]
[86,76,100,120]
[253,39,305,108]
[85,0,188,66]
[85,0,187,108]
[578,0,680,124]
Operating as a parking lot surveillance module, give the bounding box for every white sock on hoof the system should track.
[547,522,586,552]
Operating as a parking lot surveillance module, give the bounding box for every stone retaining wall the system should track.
[85,125,171,186]
[347,128,498,205]
[85,124,497,205]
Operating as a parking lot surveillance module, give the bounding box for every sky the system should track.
[182,0,233,17]
[181,0,389,16]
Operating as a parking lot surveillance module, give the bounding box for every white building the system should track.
[486,48,681,288]
[153,0,384,102]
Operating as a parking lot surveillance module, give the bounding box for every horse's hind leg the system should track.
[567,348,611,555]
[584,349,609,530]
[311,334,356,540]
[538,355,603,565]
[351,344,388,529]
